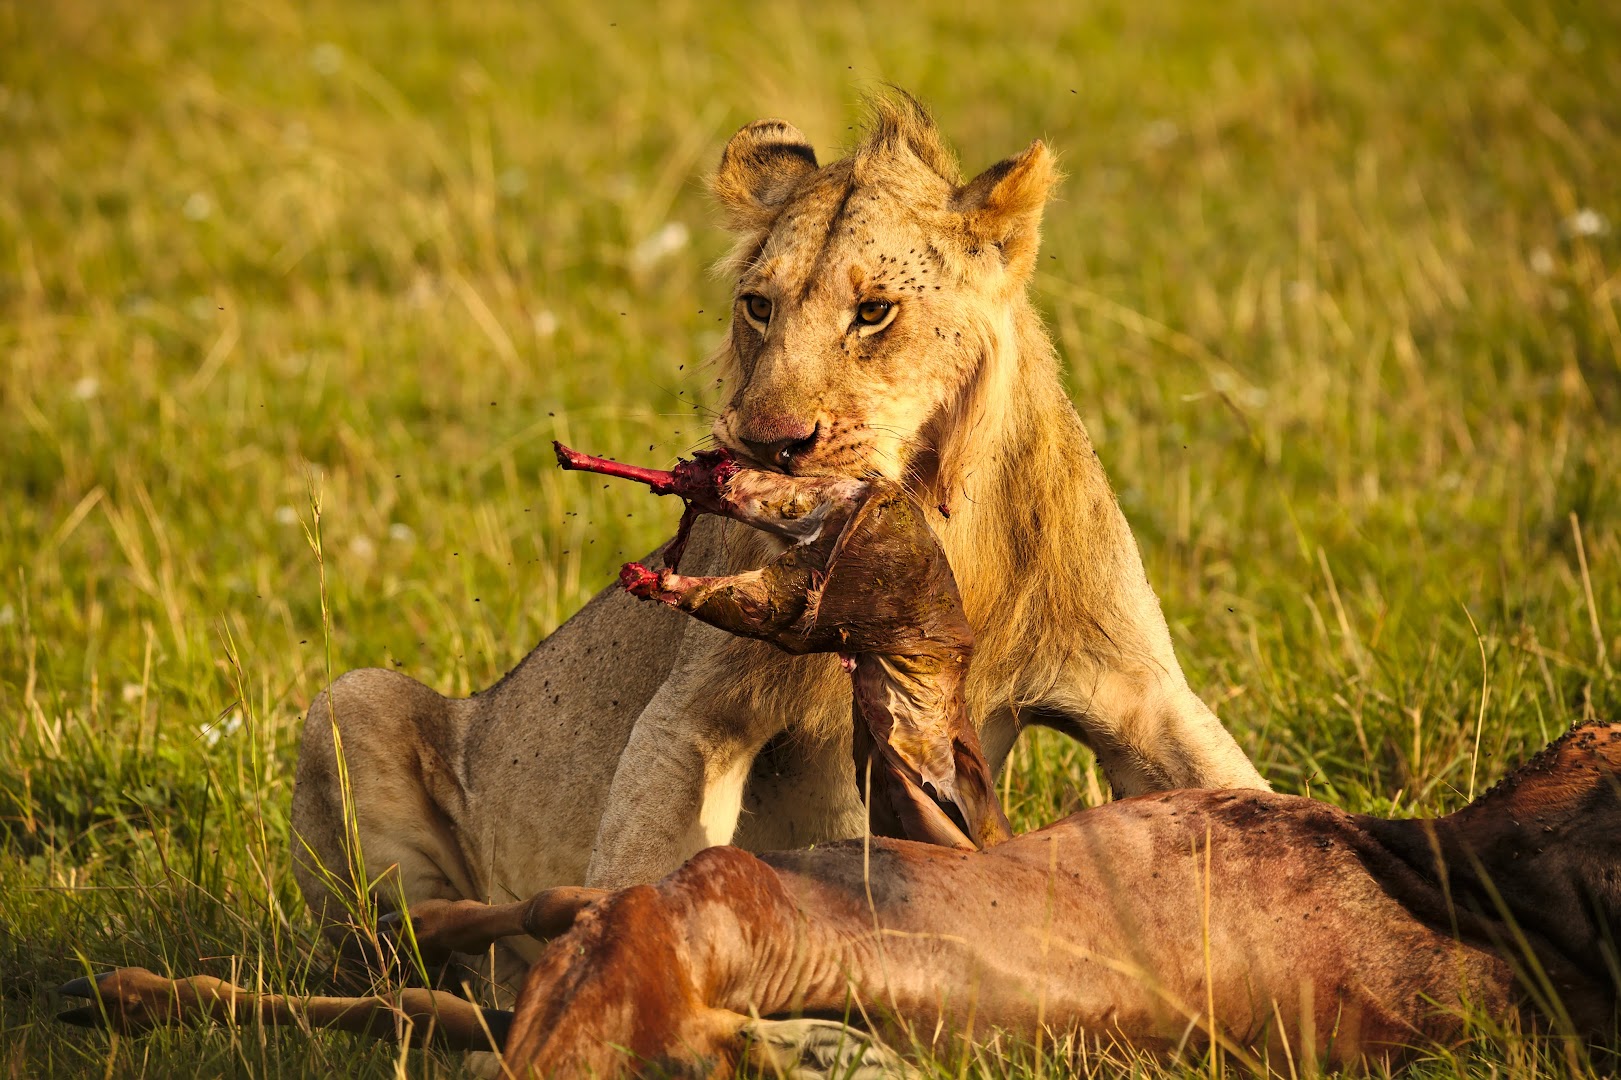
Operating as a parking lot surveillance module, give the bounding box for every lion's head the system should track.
[708,94,1059,487]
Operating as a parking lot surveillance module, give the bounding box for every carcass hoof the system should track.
[53,969,127,1029]
[373,909,418,954]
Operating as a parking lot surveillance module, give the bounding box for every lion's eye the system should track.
[855,299,893,327]
[743,294,773,325]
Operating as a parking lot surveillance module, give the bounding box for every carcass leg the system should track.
[385,887,608,963]
[620,561,814,648]
[56,967,508,1051]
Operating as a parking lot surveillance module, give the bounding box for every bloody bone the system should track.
[556,442,1011,851]
[554,443,743,569]
[553,443,739,508]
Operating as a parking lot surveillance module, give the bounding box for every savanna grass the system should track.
[2,0,1618,1075]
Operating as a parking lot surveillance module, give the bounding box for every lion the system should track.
[290,93,1268,993]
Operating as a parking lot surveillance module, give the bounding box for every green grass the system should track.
[2,0,1619,1075]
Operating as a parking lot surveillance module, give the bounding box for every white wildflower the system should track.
[182,192,212,221]
[630,222,690,272]
[1210,370,1267,408]
[404,274,439,310]
[497,166,528,197]
[309,43,343,76]
[200,711,243,748]
[1565,208,1609,238]
[1528,248,1555,276]
[532,309,560,338]
[1141,119,1179,149]
[121,683,143,703]
[274,505,299,526]
[72,376,100,400]
[387,522,416,543]
[348,535,376,561]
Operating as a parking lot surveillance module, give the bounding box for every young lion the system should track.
[290,92,1267,991]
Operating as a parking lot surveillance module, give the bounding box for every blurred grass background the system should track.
[2,0,1618,1075]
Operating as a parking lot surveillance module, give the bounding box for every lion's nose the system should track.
[739,419,820,470]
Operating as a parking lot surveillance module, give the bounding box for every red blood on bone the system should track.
[553,442,739,510]
[554,443,680,493]
[619,562,661,598]
[556,443,746,573]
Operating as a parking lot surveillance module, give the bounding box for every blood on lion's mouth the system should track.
[717,415,904,481]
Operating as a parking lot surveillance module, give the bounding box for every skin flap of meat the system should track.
[557,444,1011,849]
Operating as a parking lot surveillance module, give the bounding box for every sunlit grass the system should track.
[2,0,1618,1075]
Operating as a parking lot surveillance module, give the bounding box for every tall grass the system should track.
[2,0,1617,1075]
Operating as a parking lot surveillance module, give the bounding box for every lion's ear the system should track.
[711,119,819,232]
[954,141,1059,280]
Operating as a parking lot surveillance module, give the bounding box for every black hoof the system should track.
[56,975,101,1000]
[375,910,454,965]
[53,973,114,1029]
[55,1006,103,1028]
[374,911,420,956]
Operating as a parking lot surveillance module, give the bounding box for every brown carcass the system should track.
[554,442,1011,851]
[60,723,1621,1074]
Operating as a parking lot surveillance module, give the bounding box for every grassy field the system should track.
[3,0,1619,1075]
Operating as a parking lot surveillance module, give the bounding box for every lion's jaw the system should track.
[707,99,1057,496]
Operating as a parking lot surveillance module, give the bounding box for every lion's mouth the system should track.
[764,427,823,473]
[718,418,822,476]
[718,437,804,476]
[719,414,919,483]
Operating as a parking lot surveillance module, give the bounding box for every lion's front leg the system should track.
[585,630,763,889]
[1034,660,1268,796]
[585,627,848,889]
